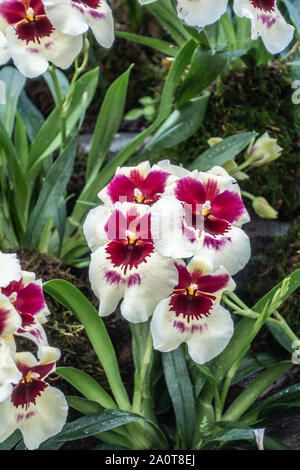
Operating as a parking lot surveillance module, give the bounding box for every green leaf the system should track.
[56,366,117,410]
[137,93,209,158]
[146,0,189,46]
[162,346,196,449]
[222,361,293,422]
[0,430,22,450]
[24,136,77,249]
[177,49,227,106]
[28,67,99,169]
[43,69,70,105]
[188,132,256,172]
[231,353,278,386]
[86,65,133,181]
[0,66,26,137]
[116,31,177,56]
[67,395,103,415]
[18,91,45,142]
[43,280,131,411]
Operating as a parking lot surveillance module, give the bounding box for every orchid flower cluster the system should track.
[176,0,294,54]
[0,0,114,78]
[0,251,68,450]
[84,160,251,365]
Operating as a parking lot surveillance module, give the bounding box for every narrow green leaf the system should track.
[116,31,178,56]
[24,136,77,249]
[86,65,133,180]
[0,430,22,450]
[56,366,117,410]
[66,395,103,415]
[162,346,196,449]
[147,0,189,46]
[18,91,45,142]
[0,66,26,137]
[188,132,256,172]
[43,69,70,105]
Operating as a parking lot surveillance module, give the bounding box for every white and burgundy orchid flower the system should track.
[42,0,114,49]
[0,250,21,288]
[0,271,49,348]
[87,202,178,323]
[150,258,235,364]
[151,166,251,275]
[98,161,179,208]
[0,0,83,78]
[177,0,228,28]
[233,0,294,54]
[0,346,68,450]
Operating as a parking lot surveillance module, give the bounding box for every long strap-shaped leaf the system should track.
[43,279,131,411]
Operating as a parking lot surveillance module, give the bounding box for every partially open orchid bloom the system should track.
[0,251,21,288]
[177,0,228,27]
[0,339,22,402]
[245,131,283,167]
[87,202,178,323]
[0,271,49,348]
[150,258,235,364]
[252,196,278,219]
[0,346,68,450]
[42,0,114,49]
[0,0,83,78]
[98,161,178,207]
[233,0,294,54]
[151,167,251,275]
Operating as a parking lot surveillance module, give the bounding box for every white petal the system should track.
[89,246,126,317]
[199,225,251,275]
[177,0,228,27]
[186,303,234,364]
[0,251,21,287]
[0,30,10,65]
[0,339,21,402]
[156,160,191,179]
[42,0,89,36]
[0,386,68,450]
[150,298,188,352]
[85,1,115,49]
[121,252,178,323]
[42,30,83,70]
[151,196,203,258]
[0,293,21,337]
[83,204,112,251]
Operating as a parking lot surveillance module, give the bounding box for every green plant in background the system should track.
[124,95,157,122]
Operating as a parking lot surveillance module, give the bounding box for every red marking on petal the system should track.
[15,283,46,316]
[30,361,56,380]
[0,308,11,335]
[203,235,230,250]
[141,170,169,203]
[127,273,141,287]
[174,264,192,290]
[202,178,220,202]
[30,0,46,15]
[175,177,206,206]
[196,274,230,294]
[170,292,213,321]
[0,1,26,25]
[72,0,100,8]
[105,240,154,273]
[204,215,230,237]
[11,380,48,409]
[107,175,135,204]
[211,190,245,224]
[105,209,128,240]
[2,279,23,297]
[249,0,275,11]
[15,16,54,44]
[105,270,124,285]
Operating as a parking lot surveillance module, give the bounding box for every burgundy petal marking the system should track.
[105,270,124,285]
[203,235,231,250]
[15,283,45,316]
[30,361,56,380]
[196,274,230,294]
[15,15,54,44]
[0,308,11,335]
[141,170,169,203]
[105,240,154,274]
[170,292,213,321]
[249,0,275,11]
[204,215,230,237]
[174,264,192,290]
[202,178,220,202]
[2,279,23,297]
[0,1,26,24]
[107,175,135,204]
[11,380,48,408]
[105,209,128,240]
[211,190,245,224]
[72,0,100,8]
[175,177,206,206]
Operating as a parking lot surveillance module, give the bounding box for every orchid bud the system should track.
[245,132,283,167]
[252,197,278,220]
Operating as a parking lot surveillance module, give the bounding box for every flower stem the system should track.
[132,329,154,416]
[49,65,67,152]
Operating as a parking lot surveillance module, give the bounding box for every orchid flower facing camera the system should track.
[150,258,235,364]
[98,161,180,207]
[86,202,178,323]
[233,0,294,54]
[177,0,228,28]
[0,0,83,78]
[151,167,251,275]
[0,271,49,348]
[0,346,68,450]
[42,0,114,49]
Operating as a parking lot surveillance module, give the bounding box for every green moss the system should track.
[157,63,300,219]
